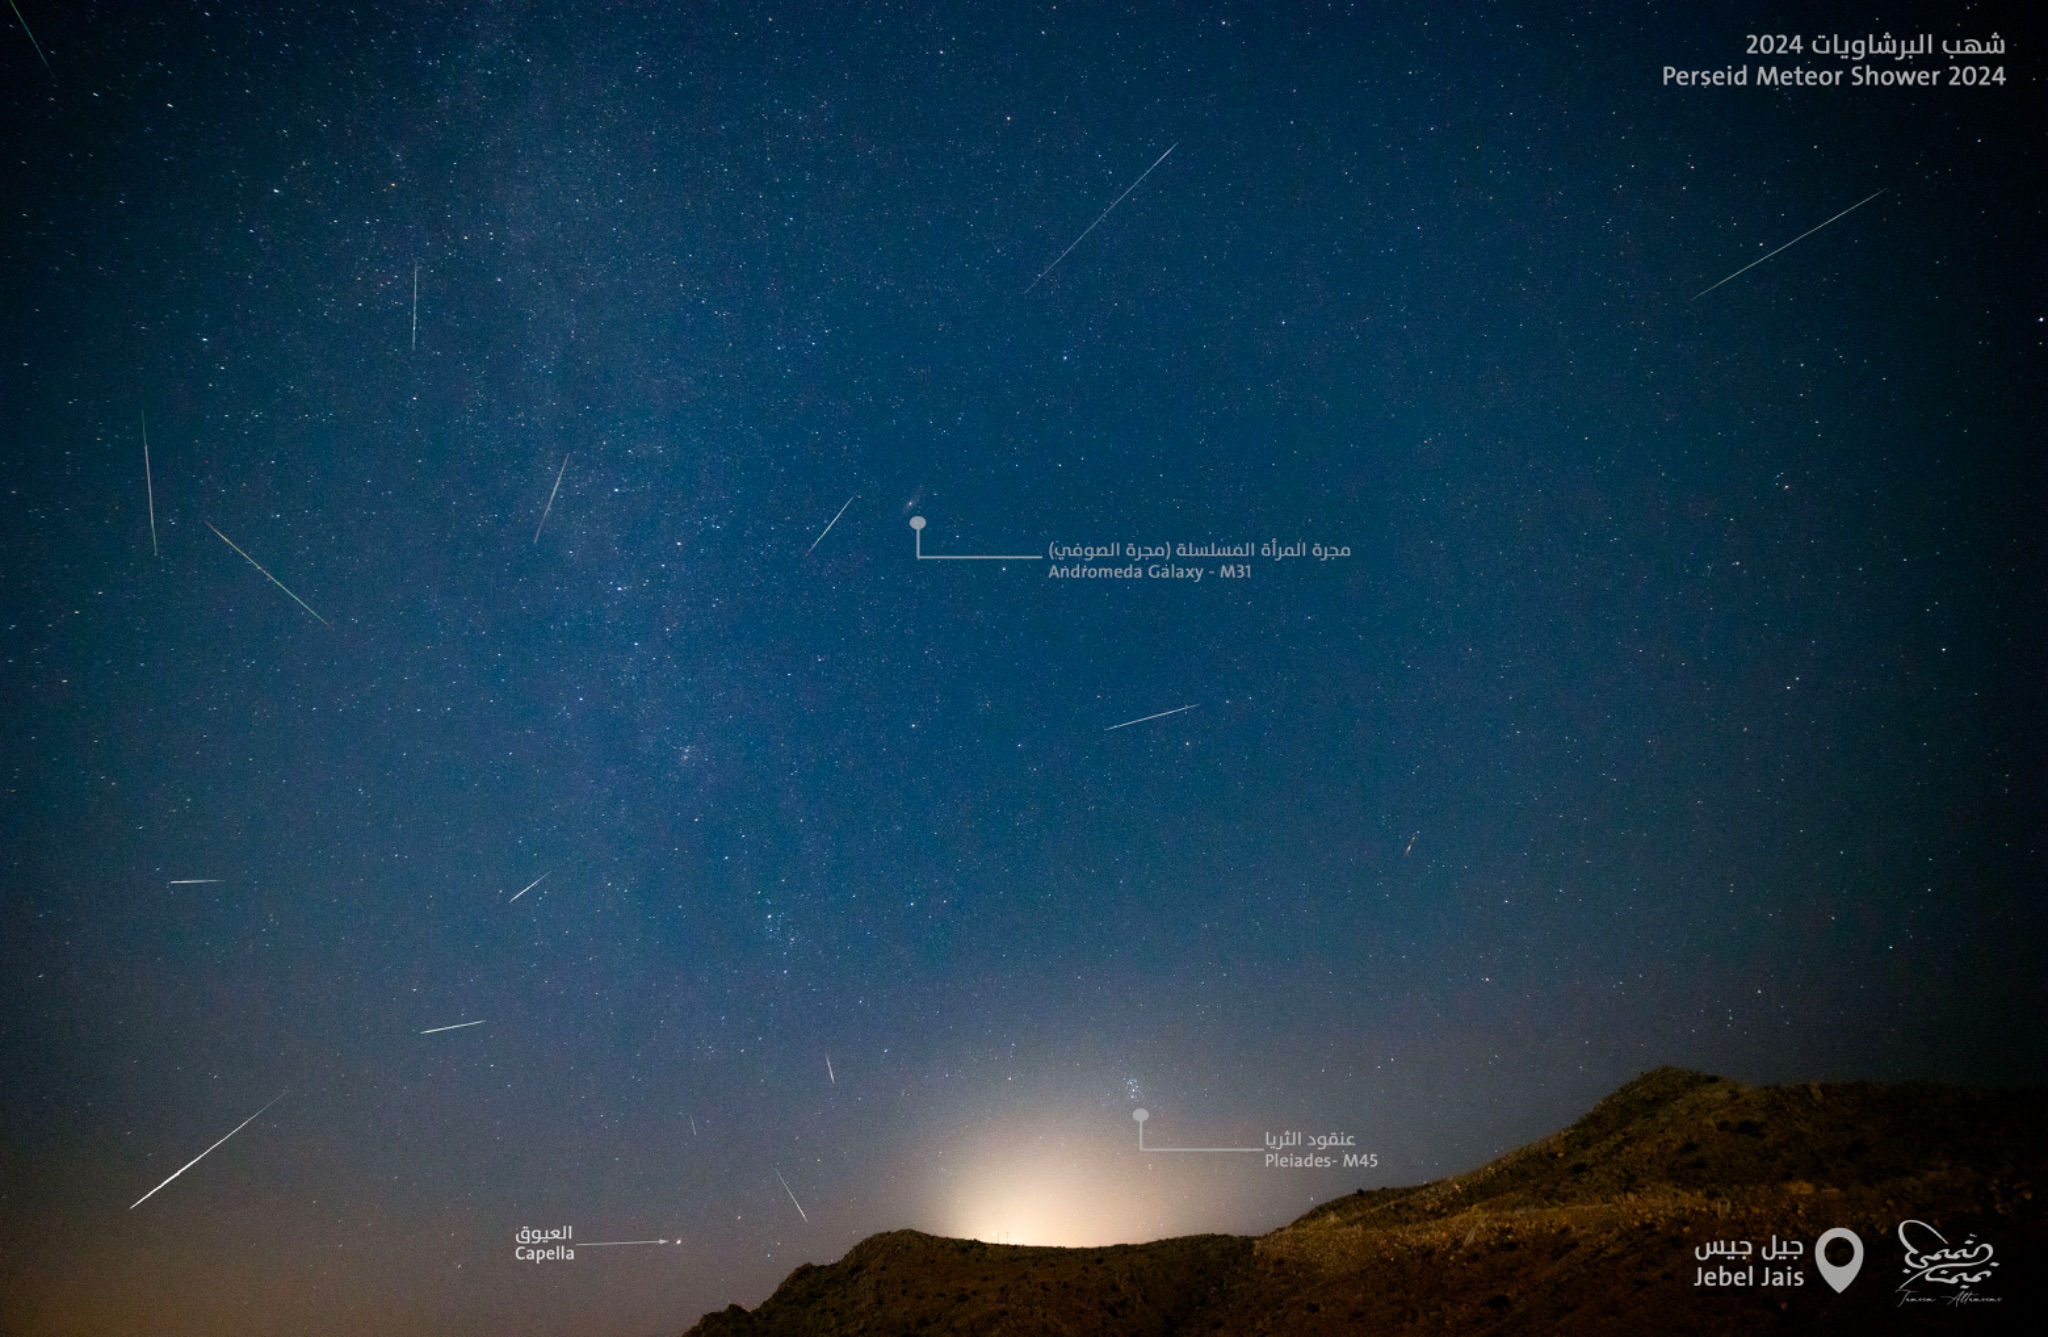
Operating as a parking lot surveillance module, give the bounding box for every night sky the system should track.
[1,3,2040,1333]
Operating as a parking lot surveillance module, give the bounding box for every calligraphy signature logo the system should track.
[1896,1219,1999,1307]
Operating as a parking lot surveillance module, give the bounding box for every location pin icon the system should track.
[1814,1228,1863,1292]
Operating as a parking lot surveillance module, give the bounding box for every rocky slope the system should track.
[685,1068,2042,1334]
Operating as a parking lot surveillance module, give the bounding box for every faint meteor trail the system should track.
[141,411,158,557]
[1026,141,1178,293]
[168,879,222,885]
[1691,189,1886,301]
[8,0,54,82]
[508,873,548,902]
[775,1169,809,1222]
[205,522,332,627]
[534,454,569,543]
[806,494,856,555]
[410,264,419,350]
[825,1055,835,1085]
[1105,703,1199,731]
[420,1020,486,1035]
[130,1090,288,1209]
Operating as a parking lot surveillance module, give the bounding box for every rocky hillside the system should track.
[685,1068,2043,1334]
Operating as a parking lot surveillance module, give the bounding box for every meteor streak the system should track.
[8,0,54,82]
[420,1020,486,1035]
[1026,142,1178,293]
[205,522,331,627]
[1691,189,1886,301]
[1105,703,1198,731]
[141,412,158,558]
[807,495,856,555]
[534,454,569,543]
[775,1168,809,1223]
[509,873,548,902]
[168,879,223,885]
[130,1091,288,1209]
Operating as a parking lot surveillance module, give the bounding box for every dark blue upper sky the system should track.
[1,2,2039,1332]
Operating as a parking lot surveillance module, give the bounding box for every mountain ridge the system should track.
[685,1068,2042,1334]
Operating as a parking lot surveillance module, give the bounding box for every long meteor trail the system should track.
[130,1091,288,1209]
[508,873,548,902]
[8,0,54,82]
[205,522,331,627]
[141,411,158,557]
[807,495,856,555]
[775,1169,809,1223]
[1691,189,1886,301]
[420,1020,486,1035]
[534,454,570,543]
[1026,141,1178,293]
[1105,703,1199,731]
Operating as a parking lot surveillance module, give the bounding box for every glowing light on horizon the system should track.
[930,1104,1236,1248]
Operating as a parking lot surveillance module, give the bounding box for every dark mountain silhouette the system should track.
[685,1068,2042,1334]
